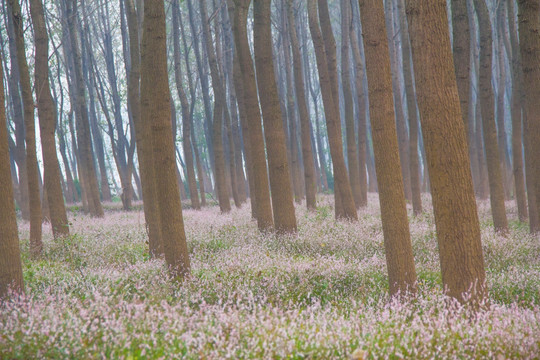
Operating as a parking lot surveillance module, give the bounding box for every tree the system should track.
[253,0,297,233]
[473,0,508,233]
[518,0,540,233]
[141,0,191,278]
[357,0,416,295]
[406,0,487,304]
[9,0,43,256]
[29,0,70,238]
[0,59,24,298]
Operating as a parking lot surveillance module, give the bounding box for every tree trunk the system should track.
[9,0,43,256]
[358,0,416,295]
[406,0,487,305]
[473,0,508,233]
[253,0,297,233]
[0,59,24,298]
[30,0,70,238]
[141,0,191,278]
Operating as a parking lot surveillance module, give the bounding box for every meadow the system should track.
[1,194,539,359]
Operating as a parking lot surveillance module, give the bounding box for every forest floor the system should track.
[1,194,539,359]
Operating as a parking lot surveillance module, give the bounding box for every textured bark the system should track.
[309,0,357,221]
[30,0,70,238]
[506,0,528,223]
[66,0,104,218]
[125,0,163,256]
[341,0,362,209]
[141,0,190,278]
[518,0,540,232]
[358,0,416,295]
[474,0,508,233]
[254,0,297,233]
[397,0,422,215]
[231,0,274,231]
[287,0,317,211]
[0,59,24,298]
[9,0,43,256]
[406,0,487,304]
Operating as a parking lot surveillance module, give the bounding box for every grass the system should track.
[1,194,539,359]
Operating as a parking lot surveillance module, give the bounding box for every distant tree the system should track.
[406,0,487,304]
[141,0,190,277]
[0,59,24,298]
[358,0,417,295]
[9,0,43,256]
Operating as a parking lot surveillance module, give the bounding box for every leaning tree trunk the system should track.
[9,0,43,256]
[0,59,24,299]
[253,0,297,233]
[30,0,70,238]
[358,0,417,296]
[406,0,487,305]
[141,0,191,278]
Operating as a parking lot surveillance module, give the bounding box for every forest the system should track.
[0,0,540,358]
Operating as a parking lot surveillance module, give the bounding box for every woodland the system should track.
[0,0,540,358]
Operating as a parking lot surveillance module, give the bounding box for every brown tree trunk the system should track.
[125,0,163,256]
[518,0,540,232]
[30,0,70,238]
[406,0,487,305]
[9,0,43,256]
[141,0,191,278]
[286,0,317,211]
[0,59,24,298]
[506,0,528,223]
[231,0,274,231]
[309,0,357,221]
[358,0,416,295]
[474,0,508,233]
[254,0,297,233]
[66,0,104,218]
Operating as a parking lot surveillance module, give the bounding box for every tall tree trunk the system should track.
[30,0,70,238]
[141,0,191,278]
[286,0,317,211]
[0,59,24,298]
[9,0,43,256]
[397,0,422,215]
[506,0,528,223]
[231,0,274,231]
[358,0,416,295]
[518,0,540,232]
[125,0,163,256]
[308,0,357,221]
[65,0,104,218]
[473,0,508,233]
[406,0,487,305]
[253,0,297,233]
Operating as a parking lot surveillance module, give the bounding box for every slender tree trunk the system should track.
[9,0,43,256]
[358,0,416,295]
[518,0,540,232]
[406,0,487,304]
[0,59,24,298]
[141,0,191,278]
[309,0,357,221]
[287,0,317,210]
[474,0,508,233]
[231,0,274,231]
[253,0,297,233]
[30,0,69,238]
